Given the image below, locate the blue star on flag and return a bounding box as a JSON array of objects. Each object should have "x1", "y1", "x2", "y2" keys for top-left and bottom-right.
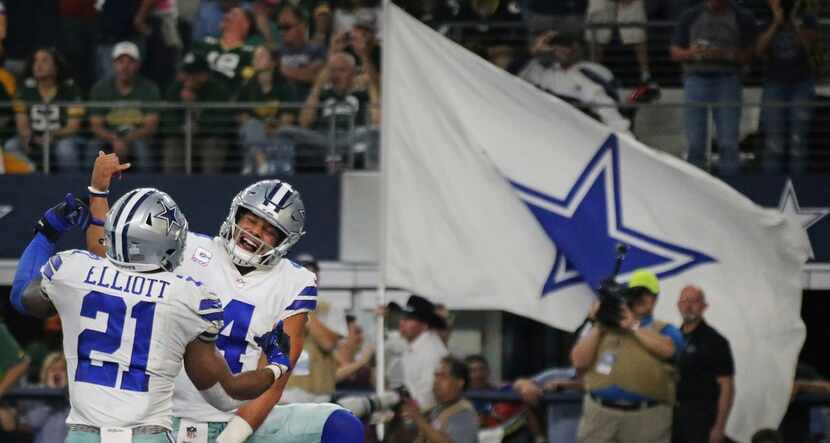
[
  {"x1": 153, "y1": 201, "x2": 182, "y2": 235},
  {"x1": 508, "y1": 135, "x2": 715, "y2": 296}
]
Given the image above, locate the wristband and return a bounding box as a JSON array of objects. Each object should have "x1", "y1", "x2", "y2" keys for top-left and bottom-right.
[
  {"x1": 265, "y1": 364, "x2": 286, "y2": 380},
  {"x1": 88, "y1": 186, "x2": 110, "y2": 197},
  {"x1": 216, "y1": 416, "x2": 254, "y2": 443}
]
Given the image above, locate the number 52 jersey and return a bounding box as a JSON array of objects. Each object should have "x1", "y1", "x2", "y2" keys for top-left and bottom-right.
[{"x1": 39, "y1": 250, "x2": 224, "y2": 430}]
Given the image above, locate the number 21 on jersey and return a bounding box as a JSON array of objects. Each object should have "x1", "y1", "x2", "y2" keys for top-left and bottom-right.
[{"x1": 75, "y1": 291, "x2": 156, "y2": 392}]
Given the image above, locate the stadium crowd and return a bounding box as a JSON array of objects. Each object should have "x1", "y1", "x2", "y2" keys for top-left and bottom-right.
[{"x1": 0, "y1": 0, "x2": 823, "y2": 175}]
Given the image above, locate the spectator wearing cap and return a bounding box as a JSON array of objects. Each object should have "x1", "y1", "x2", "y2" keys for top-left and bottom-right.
[
  {"x1": 89, "y1": 42, "x2": 161, "y2": 172},
  {"x1": 161, "y1": 52, "x2": 232, "y2": 173},
  {"x1": 281, "y1": 254, "x2": 349, "y2": 404},
  {"x1": 571, "y1": 270, "x2": 685, "y2": 443},
  {"x1": 191, "y1": 5, "x2": 256, "y2": 97},
  {"x1": 387, "y1": 295, "x2": 450, "y2": 412},
  {"x1": 673, "y1": 285, "x2": 734, "y2": 443},
  {"x1": 401, "y1": 356, "x2": 480, "y2": 443},
  {"x1": 5, "y1": 47, "x2": 85, "y2": 173},
  {"x1": 277, "y1": 4, "x2": 326, "y2": 99},
  {"x1": 519, "y1": 31, "x2": 631, "y2": 134}
]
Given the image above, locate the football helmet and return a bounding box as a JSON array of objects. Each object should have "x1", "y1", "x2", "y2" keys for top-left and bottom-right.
[
  {"x1": 220, "y1": 180, "x2": 306, "y2": 269},
  {"x1": 105, "y1": 188, "x2": 189, "y2": 272}
]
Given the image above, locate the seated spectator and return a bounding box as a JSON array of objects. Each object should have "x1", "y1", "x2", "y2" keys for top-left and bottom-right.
[
  {"x1": 5, "y1": 48, "x2": 85, "y2": 173},
  {"x1": 519, "y1": 31, "x2": 631, "y2": 133},
  {"x1": 513, "y1": 367, "x2": 584, "y2": 443},
  {"x1": 401, "y1": 356, "x2": 479, "y2": 443},
  {"x1": 238, "y1": 45, "x2": 304, "y2": 175},
  {"x1": 162, "y1": 53, "x2": 232, "y2": 173},
  {"x1": 89, "y1": 42, "x2": 161, "y2": 172},
  {"x1": 192, "y1": 5, "x2": 256, "y2": 97},
  {"x1": 585, "y1": 0, "x2": 654, "y2": 86},
  {"x1": 670, "y1": 0, "x2": 756, "y2": 175},
  {"x1": 756, "y1": 0, "x2": 820, "y2": 175},
  {"x1": 284, "y1": 49, "x2": 379, "y2": 172},
  {"x1": 277, "y1": 4, "x2": 326, "y2": 98},
  {"x1": 463, "y1": 354, "x2": 505, "y2": 429},
  {"x1": 335, "y1": 315, "x2": 375, "y2": 390}
]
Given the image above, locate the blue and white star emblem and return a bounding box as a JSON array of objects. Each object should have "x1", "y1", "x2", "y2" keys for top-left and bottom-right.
[
  {"x1": 775, "y1": 179, "x2": 829, "y2": 259},
  {"x1": 508, "y1": 135, "x2": 715, "y2": 296},
  {"x1": 153, "y1": 201, "x2": 182, "y2": 235}
]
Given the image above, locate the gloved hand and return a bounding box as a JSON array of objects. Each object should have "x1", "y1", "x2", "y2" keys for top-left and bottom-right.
[
  {"x1": 35, "y1": 194, "x2": 91, "y2": 243},
  {"x1": 255, "y1": 321, "x2": 291, "y2": 374}
]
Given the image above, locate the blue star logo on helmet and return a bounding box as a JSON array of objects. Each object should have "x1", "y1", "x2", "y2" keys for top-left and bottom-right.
[{"x1": 153, "y1": 201, "x2": 182, "y2": 236}]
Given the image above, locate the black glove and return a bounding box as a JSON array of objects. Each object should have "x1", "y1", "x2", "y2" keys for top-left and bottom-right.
[{"x1": 34, "y1": 194, "x2": 91, "y2": 243}]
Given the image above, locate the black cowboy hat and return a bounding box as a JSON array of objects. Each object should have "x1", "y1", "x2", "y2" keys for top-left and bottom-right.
[{"x1": 388, "y1": 295, "x2": 447, "y2": 330}]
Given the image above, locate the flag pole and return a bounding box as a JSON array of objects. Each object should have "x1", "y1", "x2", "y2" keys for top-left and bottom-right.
[{"x1": 376, "y1": 0, "x2": 392, "y2": 439}]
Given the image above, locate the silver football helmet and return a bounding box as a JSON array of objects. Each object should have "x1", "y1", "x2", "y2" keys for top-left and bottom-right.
[
  {"x1": 220, "y1": 180, "x2": 306, "y2": 269},
  {"x1": 105, "y1": 188, "x2": 189, "y2": 272}
]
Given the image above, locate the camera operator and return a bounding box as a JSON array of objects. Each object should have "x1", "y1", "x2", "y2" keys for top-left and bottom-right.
[
  {"x1": 570, "y1": 269, "x2": 685, "y2": 443},
  {"x1": 401, "y1": 356, "x2": 479, "y2": 443}
]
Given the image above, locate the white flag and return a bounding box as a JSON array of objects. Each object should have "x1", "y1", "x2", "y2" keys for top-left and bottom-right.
[{"x1": 381, "y1": 4, "x2": 809, "y2": 441}]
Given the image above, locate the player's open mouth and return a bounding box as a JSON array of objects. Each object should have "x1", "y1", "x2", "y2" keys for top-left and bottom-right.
[{"x1": 238, "y1": 234, "x2": 260, "y2": 253}]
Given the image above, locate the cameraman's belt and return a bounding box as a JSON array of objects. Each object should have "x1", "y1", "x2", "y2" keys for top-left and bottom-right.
[
  {"x1": 590, "y1": 394, "x2": 658, "y2": 411},
  {"x1": 68, "y1": 424, "x2": 169, "y2": 435}
]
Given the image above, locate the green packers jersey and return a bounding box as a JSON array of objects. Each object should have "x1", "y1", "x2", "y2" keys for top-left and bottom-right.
[
  {"x1": 193, "y1": 36, "x2": 256, "y2": 95},
  {"x1": 13, "y1": 78, "x2": 84, "y2": 135}
]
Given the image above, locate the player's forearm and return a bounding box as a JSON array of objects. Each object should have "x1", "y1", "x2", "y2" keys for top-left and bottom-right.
[
  {"x1": 219, "y1": 368, "x2": 277, "y2": 401},
  {"x1": 87, "y1": 196, "x2": 109, "y2": 257},
  {"x1": 235, "y1": 374, "x2": 290, "y2": 430}
]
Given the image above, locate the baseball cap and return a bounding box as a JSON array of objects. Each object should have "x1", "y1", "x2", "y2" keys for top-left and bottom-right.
[
  {"x1": 112, "y1": 41, "x2": 140, "y2": 61},
  {"x1": 628, "y1": 269, "x2": 660, "y2": 295}
]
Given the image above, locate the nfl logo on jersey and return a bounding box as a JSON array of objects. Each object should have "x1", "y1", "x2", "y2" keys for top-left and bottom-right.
[
  {"x1": 192, "y1": 247, "x2": 213, "y2": 266},
  {"x1": 186, "y1": 426, "x2": 198, "y2": 439}
]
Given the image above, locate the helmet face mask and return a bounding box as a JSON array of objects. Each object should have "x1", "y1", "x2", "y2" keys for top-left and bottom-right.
[
  {"x1": 104, "y1": 188, "x2": 189, "y2": 273},
  {"x1": 220, "y1": 180, "x2": 306, "y2": 270}
]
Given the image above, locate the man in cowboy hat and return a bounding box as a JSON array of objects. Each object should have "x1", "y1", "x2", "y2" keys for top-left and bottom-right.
[{"x1": 389, "y1": 295, "x2": 450, "y2": 412}]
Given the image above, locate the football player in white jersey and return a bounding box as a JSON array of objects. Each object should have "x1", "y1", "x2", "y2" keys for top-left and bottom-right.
[
  {"x1": 82, "y1": 153, "x2": 363, "y2": 443},
  {"x1": 10, "y1": 189, "x2": 292, "y2": 443}
]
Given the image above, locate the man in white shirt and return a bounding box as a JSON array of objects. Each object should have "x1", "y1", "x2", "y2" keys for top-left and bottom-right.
[
  {"x1": 389, "y1": 295, "x2": 450, "y2": 411},
  {"x1": 519, "y1": 31, "x2": 632, "y2": 134}
]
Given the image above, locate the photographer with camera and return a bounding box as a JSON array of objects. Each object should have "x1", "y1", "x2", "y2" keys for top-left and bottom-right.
[
  {"x1": 401, "y1": 356, "x2": 479, "y2": 443},
  {"x1": 571, "y1": 270, "x2": 685, "y2": 443}
]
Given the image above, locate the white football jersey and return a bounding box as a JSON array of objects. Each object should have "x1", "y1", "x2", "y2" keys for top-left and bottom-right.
[
  {"x1": 39, "y1": 249, "x2": 224, "y2": 430},
  {"x1": 172, "y1": 234, "x2": 317, "y2": 422}
]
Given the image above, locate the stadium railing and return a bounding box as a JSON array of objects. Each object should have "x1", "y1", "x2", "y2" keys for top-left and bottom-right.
[{"x1": 3, "y1": 98, "x2": 830, "y2": 175}]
